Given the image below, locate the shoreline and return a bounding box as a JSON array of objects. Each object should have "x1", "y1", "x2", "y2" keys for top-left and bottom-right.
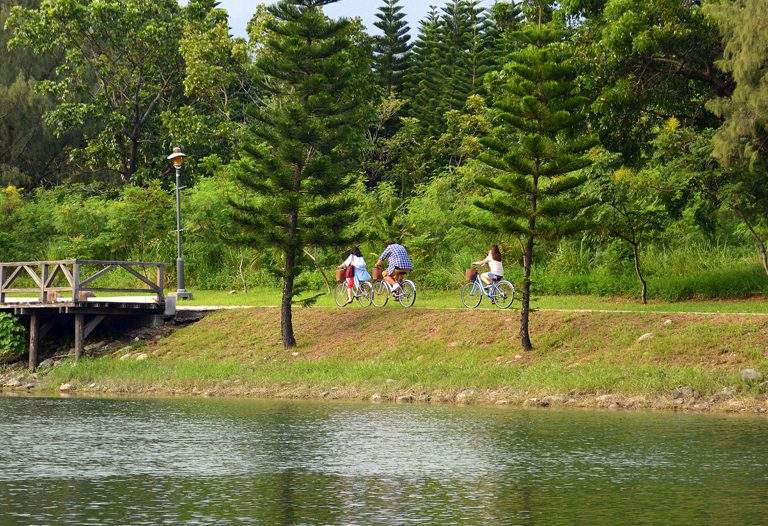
[
  {"x1": 1, "y1": 382, "x2": 767, "y2": 416},
  {"x1": 1, "y1": 307, "x2": 767, "y2": 415}
]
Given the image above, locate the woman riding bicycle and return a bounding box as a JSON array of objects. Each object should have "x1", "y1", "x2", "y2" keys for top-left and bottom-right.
[
  {"x1": 339, "y1": 247, "x2": 370, "y2": 305},
  {"x1": 473, "y1": 244, "x2": 504, "y2": 285}
]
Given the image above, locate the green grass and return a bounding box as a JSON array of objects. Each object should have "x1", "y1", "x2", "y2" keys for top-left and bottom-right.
[
  {"x1": 35, "y1": 308, "x2": 768, "y2": 404},
  {"x1": 180, "y1": 287, "x2": 768, "y2": 314}
]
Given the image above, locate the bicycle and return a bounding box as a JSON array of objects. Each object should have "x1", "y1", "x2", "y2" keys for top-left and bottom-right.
[
  {"x1": 334, "y1": 279, "x2": 374, "y2": 308},
  {"x1": 460, "y1": 268, "x2": 515, "y2": 309},
  {"x1": 372, "y1": 268, "x2": 417, "y2": 308}
]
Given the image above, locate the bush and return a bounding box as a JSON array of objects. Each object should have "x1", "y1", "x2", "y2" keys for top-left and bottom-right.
[{"x1": 0, "y1": 314, "x2": 26, "y2": 363}]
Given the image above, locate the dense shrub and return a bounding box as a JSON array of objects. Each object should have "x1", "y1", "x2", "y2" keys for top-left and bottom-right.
[
  {"x1": 2, "y1": 177, "x2": 767, "y2": 301},
  {"x1": 0, "y1": 313, "x2": 26, "y2": 363}
]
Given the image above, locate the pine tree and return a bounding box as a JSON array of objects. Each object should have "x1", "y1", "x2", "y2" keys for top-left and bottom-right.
[
  {"x1": 471, "y1": 25, "x2": 595, "y2": 352},
  {"x1": 486, "y1": 1, "x2": 525, "y2": 69},
  {"x1": 436, "y1": 1, "x2": 493, "y2": 114},
  {"x1": 373, "y1": 0, "x2": 411, "y2": 96},
  {"x1": 406, "y1": 6, "x2": 444, "y2": 132},
  {"x1": 228, "y1": 0, "x2": 369, "y2": 348},
  {"x1": 461, "y1": 1, "x2": 495, "y2": 99}
]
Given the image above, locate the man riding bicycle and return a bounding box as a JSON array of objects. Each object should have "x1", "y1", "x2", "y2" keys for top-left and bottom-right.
[{"x1": 375, "y1": 241, "x2": 413, "y2": 296}]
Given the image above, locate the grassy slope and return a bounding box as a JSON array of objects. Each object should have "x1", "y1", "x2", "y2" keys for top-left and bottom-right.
[
  {"x1": 42, "y1": 307, "x2": 768, "y2": 407},
  {"x1": 184, "y1": 288, "x2": 768, "y2": 314}
]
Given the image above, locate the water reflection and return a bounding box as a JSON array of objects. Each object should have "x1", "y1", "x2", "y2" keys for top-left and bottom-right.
[{"x1": 0, "y1": 397, "x2": 766, "y2": 525}]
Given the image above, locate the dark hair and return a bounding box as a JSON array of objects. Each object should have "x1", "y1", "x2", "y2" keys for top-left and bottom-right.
[
  {"x1": 490, "y1": 244, "x2": 502, "y2": 262},
  {"x1": 384, "y1": 240, "x2": 395, "y2": 247},
  {"x1": 350, "y1": 246, "x2": 362, "y2": 257}
]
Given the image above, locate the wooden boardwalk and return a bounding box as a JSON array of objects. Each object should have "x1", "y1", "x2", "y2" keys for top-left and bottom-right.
[{"x1": 0, "y1": 260, "x2": 168, "y2": 370}]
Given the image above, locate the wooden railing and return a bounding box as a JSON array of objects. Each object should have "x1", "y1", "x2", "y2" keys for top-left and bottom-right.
[{"x1": 0, "y1": 260, "x2": 165, "y2": 304}]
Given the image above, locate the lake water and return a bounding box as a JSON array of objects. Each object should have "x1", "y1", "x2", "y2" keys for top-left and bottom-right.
[{"x1": 0, "y1": 396, "x2": 766, "y2": 525}]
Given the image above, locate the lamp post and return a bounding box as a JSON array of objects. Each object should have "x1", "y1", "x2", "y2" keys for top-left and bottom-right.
[{"x1": 167, "y1": 147, "x2": 192, "y2": 300}]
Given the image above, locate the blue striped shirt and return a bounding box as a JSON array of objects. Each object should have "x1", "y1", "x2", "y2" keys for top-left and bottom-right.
[{"x1": 379, "y1": 244, "x2": 413, "y2": 274}]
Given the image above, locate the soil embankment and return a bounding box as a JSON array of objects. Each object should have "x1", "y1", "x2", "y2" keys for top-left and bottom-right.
[{"x1": 2, "y1": 307, "x2": 768, "y2": 413}]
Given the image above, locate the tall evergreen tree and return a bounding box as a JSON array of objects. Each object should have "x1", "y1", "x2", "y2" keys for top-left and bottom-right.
[
  {"x1": 373, "y1": 0, "x2": 411, "y2": 96},
  {"x1": 437, "y1": 0, "x2": 474, "y2": 115},
  {"x1": 471, "y1": 25, "x2": 595, "y2": 352},
  {"x1": 486, "y1": 1, "x2": 525, "y2": 69},
  {"x1": 228, "y1": 0, "x2": 370, "y2": 348},
  {"x1": 406, "y1": 6, "x2": 444, "y2": 132}
]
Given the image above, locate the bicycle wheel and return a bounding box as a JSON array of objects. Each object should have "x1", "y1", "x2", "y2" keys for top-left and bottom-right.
[
  {"x1": 333, "y1": 282, "x2": 350, "y2": 307},
  {"x1": 372, "y1": 280, "x2": 390, "y2": 307},
  {"x1": 460, "y1": 281, "x2": 482, "y2": 308},
  {"x1": 494, "y1": 280, "x2": 516, "y2": 309},
  {"x1": 356, "y1": 281, "x2": 374, "y2": 307},
  {"x1": 397, "y1": 280, "x2": 417, "y2": 308}
]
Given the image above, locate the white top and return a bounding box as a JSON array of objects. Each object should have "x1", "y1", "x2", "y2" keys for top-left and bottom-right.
[
  {"x1": 477, "y1": 253, "x2": 504, "y2": 276},
  {"x1": 342, "y1": 254, "x2": 366, "y2": 268}
]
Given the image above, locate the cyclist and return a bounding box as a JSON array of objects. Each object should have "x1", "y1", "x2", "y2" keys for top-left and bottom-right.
[
  {"x1": 473, "y1": 244, "x2": 504, "y2": 285},
  {"x1": 339, "y1": 246, "x2": 369, "y2": 305},
  {"x1": 375, "y1": 241, "x2": 413, "y2": 296}
]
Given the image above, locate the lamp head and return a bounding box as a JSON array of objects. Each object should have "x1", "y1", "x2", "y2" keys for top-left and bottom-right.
[{"x1": 167, "y1": 147, "x2": 187, "y2": 168}]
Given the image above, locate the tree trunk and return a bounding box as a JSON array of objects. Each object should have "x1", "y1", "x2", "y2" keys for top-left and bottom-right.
[
  {"x1": 631, "y1": 242, "x2": 648, "y2": 305},
  {"x1": 281, "y1": 211, "x2": 299, "y2": 349},
  {"x1": 732, "y1": 206, "x2": 768, "y2": 277},
  {"x1": 520, "y1": 234, "x2": 534, "y2": 353},
  {"x1": 758, "y1": 240, "x2": 768, "y2": 277},
  {"x1": 128, "y1": 134, "x2": 139, "y2": 182}
]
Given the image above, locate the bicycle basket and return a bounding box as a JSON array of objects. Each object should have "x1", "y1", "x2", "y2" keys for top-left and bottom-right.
[{"x1": 465, "y1": 268, "x2": 478, "y2": 282}]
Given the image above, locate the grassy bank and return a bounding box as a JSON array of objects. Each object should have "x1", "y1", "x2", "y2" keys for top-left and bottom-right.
[{"x1": 28, "y1": 307, "x2": 768, "y2": 413}]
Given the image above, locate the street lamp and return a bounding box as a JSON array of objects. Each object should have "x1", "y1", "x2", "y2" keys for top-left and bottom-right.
[{"x1": 167, "y1": 147, "x2": 192, "y2": 300}]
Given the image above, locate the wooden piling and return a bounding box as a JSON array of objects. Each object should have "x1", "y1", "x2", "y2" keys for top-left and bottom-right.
[
  {"x1": 74, "y1": 313, "x2": 84, "y2": 360},
  {"x1": 28, "y1": 313, "x2": 39, "y2": 371}
]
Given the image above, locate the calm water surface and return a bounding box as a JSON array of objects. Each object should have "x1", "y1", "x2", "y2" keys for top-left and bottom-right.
[{"x1": 0, "y1": 396, "x2": 766, "y2": 525}]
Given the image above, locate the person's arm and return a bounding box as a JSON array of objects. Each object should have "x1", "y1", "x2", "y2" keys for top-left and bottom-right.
[
  {"x1": 473, "y1": 255, "x2": 490, "y2": 267},
  {"x1": 340, "y1": 255, "x2": 352, "y2": 268},
  {"x1": 377, "y1": 247, "x2": 391, "y2": 267}
]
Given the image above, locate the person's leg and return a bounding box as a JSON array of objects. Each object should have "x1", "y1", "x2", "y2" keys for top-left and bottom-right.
[
  {"x1": 390, "y1": 272, "x2": 402, "y2": 292},
  {"x1": 480, "y1": 272, "x2": 491, "y2": 285},
  {"x1": 384, "y1": 271, "x2": 399, "y2": 291},
  {"x1": 346, "y1": 277, "x2": 354, "y2": 303}
]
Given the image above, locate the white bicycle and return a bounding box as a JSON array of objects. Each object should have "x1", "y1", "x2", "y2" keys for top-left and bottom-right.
[{"x1": 372, "y1": 270, "x2": 417, "y2": 308}]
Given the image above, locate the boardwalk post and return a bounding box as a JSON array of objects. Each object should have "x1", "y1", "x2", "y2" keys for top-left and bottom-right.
[
  {"x1": 41, "y1": 263, "x2": 49, "y2": 303},
  {"x1": 29, "y1": 313, "x2": 39, "y2": 371},
  {"x1": 72, "y1": 261, "x2": 81, "y2": 302},
  {"x1": 74, "y1": 314, "x2": 84, "y2": 360},
  {"x1": 0, "y1": 265, "x2": 5, "y2": 304}
]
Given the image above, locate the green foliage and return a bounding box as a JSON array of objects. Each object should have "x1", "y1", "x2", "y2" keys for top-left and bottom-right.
[
  {"x1": 0, "y1": 313, "x2": 25, "y2": 363},
  {"x1": 2, "y1": 0, "x2": 768, "y2": 313},
  {"x1": 579, "y1": 0, "x2": 726, "y2": 164},
  {"x1": 227, "y1": 0, "x2": 372, "y2": 347},
  {"x1": 473, "y1": 23, "x2": 596, "y2": 350},
  {"x1": 373, "y1": 0, "x2": 411, "y2": 96},
  {"x1": 6, "y1": 0, "x2": 185, "y2": 184},
  {"x1": 705, "y1": 0, "x2": 768, "y2": 172},
  {"x1": 0, "y1": 0, "x2": 78, "y2": 187},
  {"x1": 406, "y1": 6, "x2": 444, "y2": 133}
]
